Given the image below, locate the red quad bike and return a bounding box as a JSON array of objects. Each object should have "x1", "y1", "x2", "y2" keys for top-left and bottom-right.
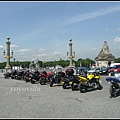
[{"x1": 39, "y1": 71, "x2": 53, "y2": 85}]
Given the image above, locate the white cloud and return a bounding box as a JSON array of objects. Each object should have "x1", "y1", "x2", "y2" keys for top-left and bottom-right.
[
  {"x1": 17, "y1": 49, "x2": 31, "y2": 52},
  {"x1": 37, "y1": 53, "x2": 48, "y2": 57},
  {"x1": 38, "y1": 48, "x2": 45, "y2": 53},
  {"x1": 11, "y1": 45, "x2": 18, "y2": 48},
  {"x1": 64, "y1": 5, "x2": 120, "y2": 25},
  {"x1": 0, "y1": 45, "x2": 4, "y2": 49},
  {"x1": 114, "y1": 37, "x2": 120, "y2": 42},
  {"x1": 91, "y1": 47, "x2": 97, "y2": 50},
  {"x1": 53, "y1": 51, "x2": 60, "y2": 55}
]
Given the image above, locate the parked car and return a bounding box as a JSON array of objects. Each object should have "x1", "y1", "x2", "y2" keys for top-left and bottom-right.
[
  {"x1": 108, "y1": 64, "x2": 120, "y2": 75},
  {"x1": 75, "y1": 67, "x2": 89, "y2": 75},
  {"x1": 87, "y1": 67, "x2": 101, "y2": 74},
  {"x1": 99, "y1": 67, "x2": 112, "y2": 75}
]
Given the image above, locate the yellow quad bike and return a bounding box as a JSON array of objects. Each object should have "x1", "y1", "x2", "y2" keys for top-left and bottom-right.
[{"x1": 78, "y1": 72, "x2": 103, "y2": 93}]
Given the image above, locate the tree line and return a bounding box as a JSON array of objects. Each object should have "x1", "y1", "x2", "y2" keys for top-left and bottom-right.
[
  {"x1": 0, "y1": 58, "x2": 95, "y2": 69},
  {"x1": 0, "y1": 57, "x2": 120, "y2": 69}
]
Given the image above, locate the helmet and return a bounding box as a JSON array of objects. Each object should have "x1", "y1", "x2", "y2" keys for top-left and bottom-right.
[{"x1": 65, "y1": 69, "x2": 74, "y2": 75}]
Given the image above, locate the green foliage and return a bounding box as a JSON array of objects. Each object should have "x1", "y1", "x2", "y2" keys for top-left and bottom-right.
[
  {"x1": 0, "y1": 62, "x2": 6, "y2": 69},
  {"x1": 115, "y1": 58, "x2": 120, "y2": 63},
  {"x1": 2, "y1": 57, "x2": 120, "y2": 69}
]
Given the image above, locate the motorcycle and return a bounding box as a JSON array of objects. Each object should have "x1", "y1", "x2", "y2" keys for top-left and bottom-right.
[
  {"x1": 50, "y1": 71, "x2": 65, "y2": 87},
  {"x1": 61, "y1": 68, "x2": 76, "y2": 89},
  {"x1": 24, "y1": 70, "x2": 32, "y2": 82},
  {"x1": 11, "y1": 70, "x2": 18, "y2": 79},
  {"x1": 15, "y1": 70, "x2": 24, "y2": 80},
  {"x1": 29, "y1": 70, "x2": 40, "y2": 84},
  {"x1": 4, "y1": 71, "x2": 11, "y2": 79},
  {"x1": 39, "y1": 71, "x2": 53, "y2": 85},
  {"x1": 69, "y1": 69, "x2": 88, "y2": 91},
  {"x1": 106, "y1": 73, "x2": 120, "y2": 98},
  {"x1": 78, "y1": 72, "x2": 103, "y2": 93}
]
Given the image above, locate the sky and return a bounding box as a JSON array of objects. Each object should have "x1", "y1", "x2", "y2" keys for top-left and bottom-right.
[{"x1": 0, "y1": 1, "x2": 120, "y2": 63}]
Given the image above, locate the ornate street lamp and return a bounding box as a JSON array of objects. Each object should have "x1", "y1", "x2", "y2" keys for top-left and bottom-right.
[
  {"x1": 3, "y1": 37, "x2": 14, "y2": 71},
  {"x1": 67, "y1": 39, "x2": 75, "y2": 67},
  {"x1": 13, "y1": 58, "x2": 15, "y2": 70}
]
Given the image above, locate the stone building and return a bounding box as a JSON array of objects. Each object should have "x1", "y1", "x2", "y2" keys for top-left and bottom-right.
[{"x1": 94, "y1": 41, "x2": 116, "y2": 68}]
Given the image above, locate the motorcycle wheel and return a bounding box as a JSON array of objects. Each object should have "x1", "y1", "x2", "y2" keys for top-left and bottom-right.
[
  {"x1": 11, "y1": 76, "x2": 14, "y2": 79},
  {"x1": 25, "y1": 78, "x2": 29, "y2": 82},
  {"x1": 50, "y1": 81, "x2": 53, "y2": 87},
  {"x1": 39, "y1": 78, "x2": 45, "y2": 85},
  {"x1": 31, "y1": 79, "x2": 35, "y2": 84},
  {"x1": 62, "y1": 84, "x2": 66, "y2": 89},
  {"x1": 109, "y1": 85, "x2": 116, "y2": 98},
  {"x1": 79, "y1": 83, "x2": 87, "y2": 93},
  {"x1": 4, "y1": 75, "x2": 8, "y2": 79},
  {"x1": 71, "y1": 84, "x2": 75, "y2": 91},
  {"x1": 97, "y1": 81, "x2": 103, "y2": 90},
  {"x1": 17, "y1": 76, "x2": 21, "y2": 80}
]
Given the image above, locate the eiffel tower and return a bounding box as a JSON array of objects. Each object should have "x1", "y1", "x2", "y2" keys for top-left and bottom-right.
[{"x1": 94, "y1": 41, "x2": 115, "y2": 67}]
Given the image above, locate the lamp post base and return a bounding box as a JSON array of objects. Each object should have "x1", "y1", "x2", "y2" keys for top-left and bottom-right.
[{"x1": 5, "y1": 66, "x2": 11, "y2": 72}]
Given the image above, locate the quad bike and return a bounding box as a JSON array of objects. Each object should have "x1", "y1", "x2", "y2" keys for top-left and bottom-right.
[{"x1": 78, "y1": 72, "x2": 103, "y2": 93}]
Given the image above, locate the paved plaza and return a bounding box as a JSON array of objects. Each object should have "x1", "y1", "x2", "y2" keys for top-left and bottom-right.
[{"x1": 0, "y1": 75, "x2": 120, "y2": 118}]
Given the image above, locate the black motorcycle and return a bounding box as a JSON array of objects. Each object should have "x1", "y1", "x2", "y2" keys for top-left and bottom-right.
[
  {"x1": 15, "y1": 70, "x2": 24, "y2": 80},
  {"x1": 24, "y1": 70, "x2": 32, "y2": 82},
  {"x1": 50, "y1": 71, "x2": 65, "y2": 87},
  {"x1": 61, "y1": 68, "x2": 75, "y2": 89},
  {"x1": 11, "y1": 70, "x2": 18, "y2": 79},
  {"x1": 4, "y1": 71, "x2": 11, "y2": 79},
  {"x1": 29, "y1": 70, "x2": 40, "y2": 84},
  {"x1": 106, "y1": 74, "x2": 120, "y2": 98},
  {"x1": 69, "y1": 70, "x2": 87, "y2": 91}
]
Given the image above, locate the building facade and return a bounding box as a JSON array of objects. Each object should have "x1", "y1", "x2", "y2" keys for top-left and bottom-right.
[{"x1": 94, "y1": 41, "x2": 115, "y2": 68}]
